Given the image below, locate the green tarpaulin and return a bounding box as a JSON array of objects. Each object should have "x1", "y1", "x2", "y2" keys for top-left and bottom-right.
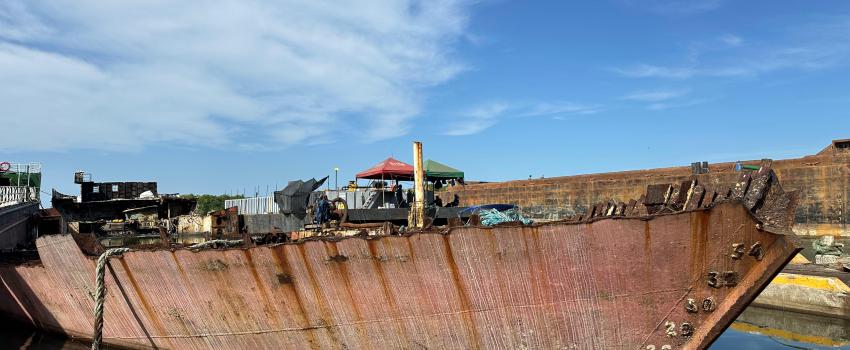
[
  {"x1": 0, "y1": 172, "x2": 41, "y2": 188},
  {"x1": 424, "y1": 159, "x2": 464, "y2": 180}
]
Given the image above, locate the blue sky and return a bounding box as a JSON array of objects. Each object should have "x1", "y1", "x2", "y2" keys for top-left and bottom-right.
[{"x1": 1, "y1": 0, "x2": 848, "y2": 197}]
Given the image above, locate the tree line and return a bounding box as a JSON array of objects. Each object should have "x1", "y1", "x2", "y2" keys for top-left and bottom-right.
[{"x1": 180, "y1": 194, "x2": 245, "y2": 214}]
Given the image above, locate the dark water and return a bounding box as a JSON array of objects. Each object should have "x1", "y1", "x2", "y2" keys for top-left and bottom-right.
[
  {"x1": 712, "y1": 306, "x2": 850, "y2": 349},
  {"x1": 3, "y1": 306, "x2": 849, "y2": 349},
  {"x1": 714, "y1": 329, "x2": 849, "y2": 350}
]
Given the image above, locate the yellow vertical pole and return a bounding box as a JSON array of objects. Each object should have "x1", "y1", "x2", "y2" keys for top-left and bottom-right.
[{"x1": 411, "y1": 141, "x2": 425, "y2": 228}]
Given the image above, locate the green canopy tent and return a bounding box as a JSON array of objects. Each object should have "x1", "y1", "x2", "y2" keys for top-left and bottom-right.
[{"x1": 424, "y1": 159, "x2": 464, "y2": 181}]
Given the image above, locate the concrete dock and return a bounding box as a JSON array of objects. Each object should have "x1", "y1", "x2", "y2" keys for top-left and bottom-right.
[{"x1": 754, "y1": 261, "x2": 850, "y2": 320}]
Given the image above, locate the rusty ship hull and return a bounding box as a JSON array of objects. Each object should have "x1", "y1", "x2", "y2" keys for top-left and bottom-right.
[{"x1": 0, "y1": 169, "x2": 800, "y2": 349}]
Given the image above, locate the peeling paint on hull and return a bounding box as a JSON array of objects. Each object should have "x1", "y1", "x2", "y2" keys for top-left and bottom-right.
[{"x1": 0, "y1": 201, "x2": 799, "y2": 350}]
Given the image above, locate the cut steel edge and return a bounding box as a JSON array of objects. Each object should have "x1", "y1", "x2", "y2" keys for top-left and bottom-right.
[{"x1": 690, "y1": 226, "x2": 802, "y2": 350}]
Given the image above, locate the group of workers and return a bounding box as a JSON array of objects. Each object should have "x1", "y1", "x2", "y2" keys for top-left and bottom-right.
[
  {"x1": 431, "y1": 194, "x2": 460, "y2": 207},
  {"x1": 313, "y1": 184, "x2": 462, "y2": 226},
  {"x1": 392, "y1": 184, "x2": 460, "y2": 208}
]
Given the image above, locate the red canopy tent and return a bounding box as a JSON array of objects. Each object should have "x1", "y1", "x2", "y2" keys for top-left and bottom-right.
[{"x1": 355, "y1": 157, "x2": 414, "y2": 181}]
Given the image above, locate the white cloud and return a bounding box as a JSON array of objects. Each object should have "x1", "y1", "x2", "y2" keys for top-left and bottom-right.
[
  {"x1": 647, "y1": 98, "x2": 712, "y2": 110},
  {"x1": 622, "y1": 89, "x2": 690, "y2": 102},
  {"x1": 720, "y1": 34, "x2": 744, "y2": 47},
  {"x1": 517, "y1": 102, "x2": 601, "y2": 117},
  {"x1": 613, "y1": 64, "x2": 697, "y2": 79},
  {"x1": 621, "y1": 88, "x2": 706, "y2": 110},
  {"x1": 614, "y1": 17, "x2": 850, "y2": 80},
  {"x1": 614, "y1": 64, "x2": 752, "y2": 79},
  {"x1": 0, "y1": 0, "x2": 471, "y2": 151},
  {"x1": 443, "y1": 102, "x2": 509, "y2": 136},
  {"x1": 444, "y1": 101, "x2": 599, "y2": 136},
  {"x1": 624, "y1": 0, "x2": 724, "y2": 15}
]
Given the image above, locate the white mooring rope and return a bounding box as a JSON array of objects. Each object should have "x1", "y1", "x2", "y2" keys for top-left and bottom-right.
[
  {"x1": 91, "y1": 247, "x2": 131, "y2": 350},
  {"x1": 90, "y1": 240, "x2": 242, "y2": 349}
]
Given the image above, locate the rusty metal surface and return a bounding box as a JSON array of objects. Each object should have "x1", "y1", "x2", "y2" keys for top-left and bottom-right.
[
  {"x1": 210, "y1": 207, "x2": 241, "y2": 239},
  {"x1": 0, "y1": 206, "x2": 796, "y2": 349},
  {"x1": 0, "y1": 169, "x2": 800, "y2": 349}
]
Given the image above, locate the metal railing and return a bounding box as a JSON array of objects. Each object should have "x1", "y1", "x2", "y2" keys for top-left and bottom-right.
[
  {"x1": 1, "y1": 162, "x2": 42, "y2": 189},
  {"x1": 0, "y1": 186, "x2": 39, "y2": 206},
  {"x1": 224, "y1": 196, "x2": 280, "y2": 215}
]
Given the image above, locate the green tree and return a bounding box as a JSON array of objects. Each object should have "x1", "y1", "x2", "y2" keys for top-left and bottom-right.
[{"x1": 181, "y1": 194, "x2": 245, "y2": 214}]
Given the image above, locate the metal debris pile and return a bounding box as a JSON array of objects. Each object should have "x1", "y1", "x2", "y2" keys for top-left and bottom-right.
[{"x1": 563, "y1": 160, "x2": 796, "y2": 230}]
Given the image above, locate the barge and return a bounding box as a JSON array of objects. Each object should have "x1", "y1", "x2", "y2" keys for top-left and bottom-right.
[{"x1": 0, "y1": 158, "x2": 801, "y2": 349}]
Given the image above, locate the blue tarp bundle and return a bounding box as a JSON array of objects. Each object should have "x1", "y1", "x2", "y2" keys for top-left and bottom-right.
[{"x1": 478, "y1": 208, "x2": 533, "y2": 226}]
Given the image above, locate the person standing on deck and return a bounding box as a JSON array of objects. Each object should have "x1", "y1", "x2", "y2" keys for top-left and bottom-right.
[
  {"x1": 315, "y1": 194, "x2": 331, "y2": 227},
  {"x1": 394, "y1": 184, "x2": 405, "y2": 208}
]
